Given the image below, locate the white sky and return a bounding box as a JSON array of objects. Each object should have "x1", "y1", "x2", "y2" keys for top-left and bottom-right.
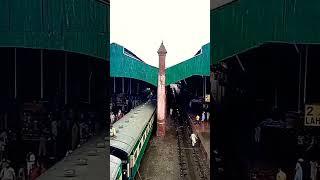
[{"x1": 110, "y1": 0, "x2": 210, "y2": 68}]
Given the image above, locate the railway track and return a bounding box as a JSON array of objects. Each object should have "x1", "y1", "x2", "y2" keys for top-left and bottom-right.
[{"x1": 174, "y1": 107, "x2": 209, "y2": 180}]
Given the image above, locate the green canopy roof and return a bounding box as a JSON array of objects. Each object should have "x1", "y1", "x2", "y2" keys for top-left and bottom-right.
[
  {"x1": 110, "y1": 43, "x2": 158, "y2": 86},
  {"x1": 110, "y1": 43, "x2": 210, "y2": 86},
  {"x1": 0, "y1": 0, "x2": 109, "y2": 60},
  {"x1": 211, "y1": 0, "x2": 320, "y2": 64}
]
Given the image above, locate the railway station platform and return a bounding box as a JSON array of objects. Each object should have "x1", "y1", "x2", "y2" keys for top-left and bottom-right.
[
  {"x1": 38, "y1": 132, "x2": 107, "y2": 180},
  {"x1": 137, "y1": 116, "x2": 180, "y2": 180},
  {"x1": 187, "y1": 113, "x2": 210, "y2": 162}
]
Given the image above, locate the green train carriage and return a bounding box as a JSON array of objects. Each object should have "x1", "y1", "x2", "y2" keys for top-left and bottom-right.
[
  {"x1": 110, "y1": 155, "x2": 122, "y2": 180},
  {"x1": 110, "y1": 101, "x2": 156, "y2": 179}
]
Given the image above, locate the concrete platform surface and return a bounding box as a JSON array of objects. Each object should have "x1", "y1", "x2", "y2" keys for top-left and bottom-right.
[
  {"x1": 137, "y1": 117, "x2": 180, "y2": 180},
  {"x1": 38, "y1": 134, "x2": 107, "y2": 180}
]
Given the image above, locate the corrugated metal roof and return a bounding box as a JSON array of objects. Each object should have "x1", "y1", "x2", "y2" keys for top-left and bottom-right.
[
  {"x1": 211, "y1": 0, "x2": 320, "y2": 64},
  {"x1": 110, "y1": 43, "x2": 210, "y2": 86},
  {"x1": 0, "y1": 0, "x2": 109, "y2": 60}
]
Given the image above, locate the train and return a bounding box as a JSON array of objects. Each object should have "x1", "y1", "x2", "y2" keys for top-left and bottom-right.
[
  {"x1": 110, "y1": 100, "x2": 156, "y2": 180},
  {"x1": 38, "y1": 133, "x2": 107, "y2": 180},
  {"x1": 110, "y1": 155, "x2": 122, "y2": 180}
]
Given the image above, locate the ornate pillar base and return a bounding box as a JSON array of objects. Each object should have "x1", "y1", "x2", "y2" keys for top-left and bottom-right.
[{"x1": 156, "y1": 119, "x2": 166, "y2": 137}]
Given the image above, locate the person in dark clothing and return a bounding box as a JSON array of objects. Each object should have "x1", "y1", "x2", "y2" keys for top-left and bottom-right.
[
  {"x1": 71, "y1": 120, "x2": 80, "y2": 150},
  {"x1": 302, "y1": 159, "x2": 311, "y2": 180}
]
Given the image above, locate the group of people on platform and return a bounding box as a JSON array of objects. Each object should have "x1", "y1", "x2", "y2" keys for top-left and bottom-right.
[
  {"x1": 110, "y1": 94, "x2": 146, "y2": 125},
  {"x1": 194, "y1": 111, "x2": 210, "y2": 124},
  {"x1": 274, "y1": 158, "x2": 319, "y2": 180},
  {"x1": 0, "y1": 103, "x2": 101, "y2": 180}
]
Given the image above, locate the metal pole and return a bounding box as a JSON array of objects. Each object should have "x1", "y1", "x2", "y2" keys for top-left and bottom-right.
[
  {"x1": 40, "y1": 49, "x2": 43, "y2": 99},
  {"x1": 297, "y1": 45, "x2": 302, "y2": 112},
  {"x1": 137, "y1": 83, "x2": 139, "y2": 94},
  {"x1": 303, "y1": 45, "x2": 308, "y2": 105},
  {"x1": 275, "y1": 88, "x2": 278, "y2": 109},
  {"x1": 113, "y1": 77, "x2": 116, "y2": 94},
  {"x1": 65, "y1": 53, "x2": 68, "y2": 105},
  {"x1": 88, "y1": 72, "x2": 92, "y2": 104},
  {"x1": 204, "y1": 76, "x2": 207, "y2": 96},
  {"x1": 203, "y1": 76, "x2": 205, "y2": 98},
  {"x1": 122, "y1": 77, "x2": 124, "y2": 93},
  {"x1": 129, "y1": 79, "x2": 132, "y2": 95},
  {"x1": 14, "y1": 48, "x2": 17, "y2": 99}
]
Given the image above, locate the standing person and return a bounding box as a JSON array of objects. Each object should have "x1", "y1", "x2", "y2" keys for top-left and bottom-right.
[
  {"x1": 26, "y1": 152, "x2": 35, "y2": 177},
  {"x1": 0, "y1": 131, "x2": 8, "y2": 160},
  {"x1": 71, "y1": 121, "x2": 79, "y2": 150},
  {"x1": 294, "y1": 158, "x2": 303, "y2": 180},
  {"x1": 206, "y1": 111, "x2": 210, "y2": 121},
  {"x1": 29, "y1": 163, "x2": 40, "y2": 180},
  {"x1": 276, "y1": 168, "x2": 287, "y2": 180},
  {"x1": 169, "y1": 108, "x2": 173, "y2": 116},
  {"x1": 38, "y1": 131, "x2": 47, "y2": 157},
  {"x1": 195, "y1": 115, "x2": 200, "y2": 125},
  {"x1": 0, "y1": 131, "x2": 8, "y2": 145},
  {"x1": 39, "y1": 162, "x2": 46, "y2": 175},
  {"x1": 0, "y1": 160, "x2": 15, "y2": 180},
  {"x1": 125, "y1": 98, "x2": 129, "y2": 112},
  {"x1": 51, "y1": 118, "x2": 58, "y2": 158},
  {"x1": 117, "y1": 110, "x2": 122, "y2": 120},
  {"x1": 201, "y1": 111, "x2": 206, "y2": 122},
  {"x1": 190, "y1": 133, "x2": 198, "y2": 147},
  {"x1": 110, "y1": 112, "x2": 115, "y2": 124},
  {"x1": 0, "y1": 140, "x2": 5, "y2": 161},
  {"x1": 17, "y1": 164, "x2": 25, "y2": 180},
  {"x1": 310, "y1": 160, "x2": 318, "y2": 180},
  {"x1": 254, "y1": 126, "x2": 261, "y2": 143}
]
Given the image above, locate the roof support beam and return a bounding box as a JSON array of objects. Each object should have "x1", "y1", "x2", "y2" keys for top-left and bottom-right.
[
  {"x1": 303, "y1": 45, "x2": 309, "y2": 105},
  {"x1": 236, "y1": 55, "x2": 245, "y2": 72}
]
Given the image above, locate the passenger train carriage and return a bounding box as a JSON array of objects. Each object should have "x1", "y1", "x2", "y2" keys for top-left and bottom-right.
[
  {"x1": 110, "y1": 155, "x2": 122, "y2": 180},
  {"x1": 110, "y1": 101, "x2": 156, "y2": 180}
]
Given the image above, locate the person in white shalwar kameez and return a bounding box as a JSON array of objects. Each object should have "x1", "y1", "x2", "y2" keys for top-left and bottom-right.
[
  {"x1": 190, "y1": 133, "x2": 198, "y2": 147},
  {"x1": 310, "y1": 160, "x2": 318, "y2": 180},
  {"x1": 294, "y1": 158, "x2": 303, "y2": 180}
]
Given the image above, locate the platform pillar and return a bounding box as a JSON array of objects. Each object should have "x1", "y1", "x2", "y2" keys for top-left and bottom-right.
[{"x1": 157, "y1": 42, "x2": 167, "y2": 137}]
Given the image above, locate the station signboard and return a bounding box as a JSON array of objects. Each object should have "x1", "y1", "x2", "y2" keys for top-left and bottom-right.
[{"x1": 305, "y1": 104, "x2": 320, "y2": 126}]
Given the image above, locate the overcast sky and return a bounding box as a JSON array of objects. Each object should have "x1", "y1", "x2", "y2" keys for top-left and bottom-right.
[{"x1": 110, "y1": 0, "x2": 210, "y2": 68}]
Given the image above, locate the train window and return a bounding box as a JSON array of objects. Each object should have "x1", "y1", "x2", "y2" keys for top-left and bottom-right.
[
  {"x1": 130, "y1": 155, "x2": 134, "y2": 168},
  {"x1": 134, "y1": 151, "x2": 138, "y2": 163}
]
